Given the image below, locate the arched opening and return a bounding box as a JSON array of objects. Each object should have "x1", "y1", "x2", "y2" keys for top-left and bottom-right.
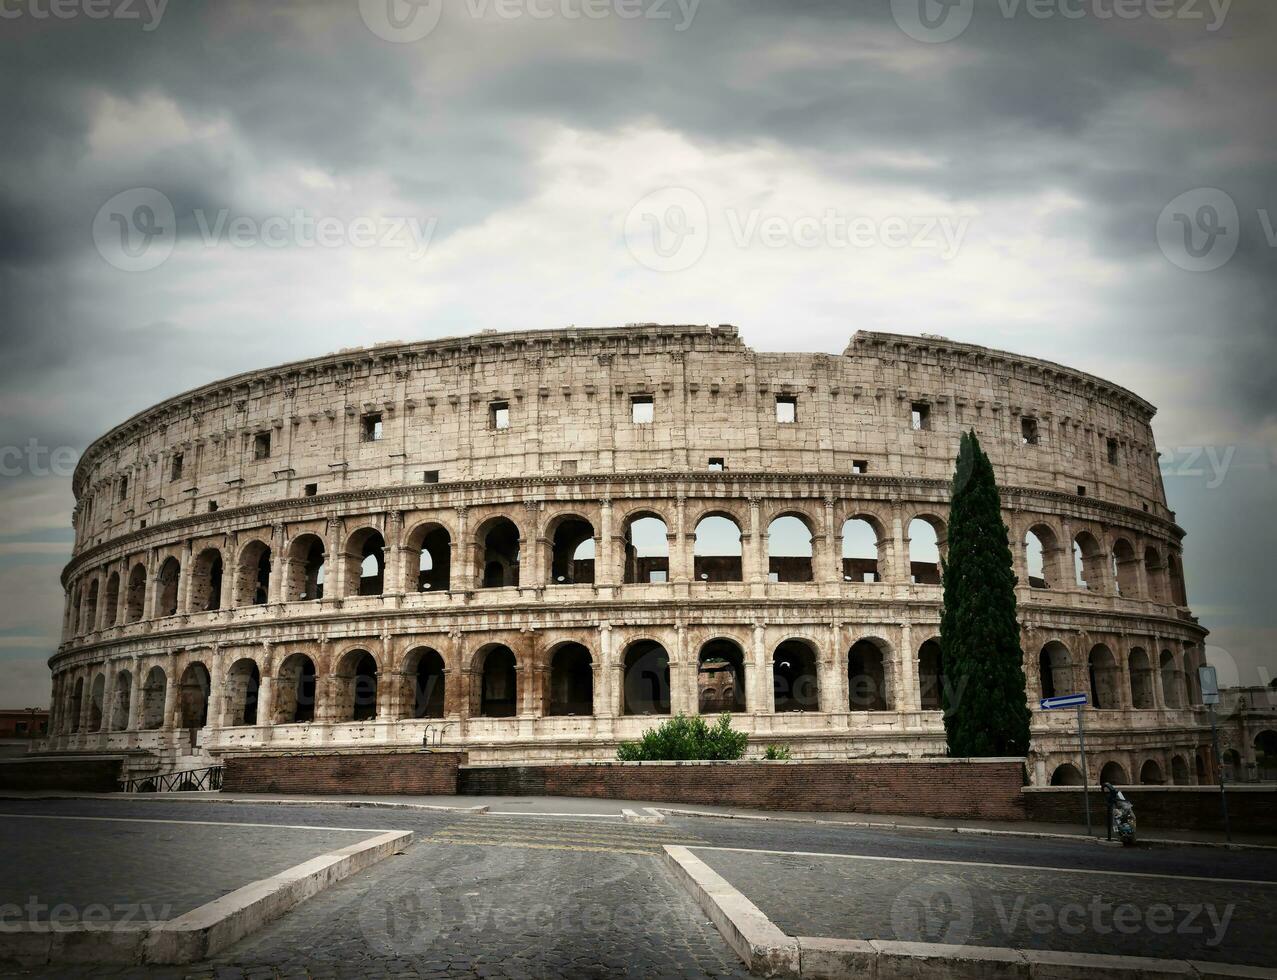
[
  {"x1": 405, "y1": 648, "x2": 445, "y2": 718},
  {"x1": 1195, "y1": 751, "x2": 1209, "y2": 784},
  {"x1": 103, "y1": 572, "x2": 120, "y2": 627},
  {"x1": 841, "y1": 517, "x2": 881, "y2": 582},
  {"x1": 1039, "y1": 641, "x2": 1072, "y2": 702},
  {"x1": 405, "y1": 523, "x2": 451, "y2": 592},
  {"x1": 344, "y1": 528, "x2": 386, "y2": 597},
  {"x1": 1087, "y1": 644, "x2": 1119, "y2": 710},
  {"x1": 848, "y1": 638, "x2": 890, "y2": 711},
  {"x1": 190, "y1": 549, "x2": 223, "y2": 612},
  {"x1": 154, "y1": 557, "x2": 180, "y2": 619},
  {"x1": 1169, "y1": 552, "x2": 1188, "y2": 606},
  {"x1": 548, "y1": 643, "x2": 594, "y2": 716},
  {"x1": 1111, "y1": 539, "x2": 1138, "y2": 597},
  {"x1": 286, "y1": 534, "x2": 326, "y2": 601},
  {"x1": 622, "y1": 640, "x2": 670, "y2": 715},
  {"x1": 178, "y1": 662, "x2": 210, "y2": 729},
  {"x1": 226, "y1": 659, "x2": 261, "y2": 726},
  {"x1": 1099, "y1": 761, "x2": 1129, "y2": 785},
  {"x1": 125, "y1": 563, "x2": 147, "y2": 623},
  {"x1": 335, "y1": 649, "x2": 378, "y2": 722},
  {"x1": 1073, "y1": 532, "x2": 1104, "y2": 591},
  {"x1": 767, "y1": 515, "x2": 812, "y2": 583},
  {"x1": 478, "y1": 518, "x2": 521, "y2": 588},
  {"x1": 908, "y1": 517, "x2": 943, "y2": 585},
  {"x1": 1183, "y1": 647, "x2": 1202, "y2": 705},
  {"x1": 276, "y1": 653, "x2": 317, "y2": 724},
  {"x1": 69, "y1": 586, "x2": 82, "y2": 636},
  {"x1": 772, "y1": 640, "x2": 819, "y2": 712},
  {"x1": 1140, "y1": 759, "x2": 1164, "y2": 785},
  {"x1": 698, "y1": 639, "x2": 746, "y2": 713},
  {"x1": 1050, "y1": 763, "x2": 1085, "y2": 786},
  {"x1": 69, "y1": 677, "x2": 84, "y2": 732},
  {"x1": 1128, "y1": 648, "x2": 1154, "y2": 708},
  {"x1": 549, "y1": 517, "x2": 596, "y2": 585},
  {"x1": 694, "y1": 515, "x2": 742, "y2": 582},
  {"x1": 236, "y1": 540, "x2": 272, "y2": 606},
  {"x1": 1255, "y1": 730, "x2": 1277, "y2": 781},
  {"x1": 1160, "y1": 649, "x2": 1184, "y2": 707},
  {"x1": 89, "y1": 674, "x2": 105, "y2": 731},
  {"x1": 918, "y1": 639, "x2": 945, "y2": 711},
  {"x1": 85, "y1": 580, "x2": 99, "y2": 632},
  {"x1": 1221, "y1": 749, "x2": 1242, "y2": 782},
  {"x1": 1170, "y1": 754, "x2": 1190, "y2": 785},
  {"x1": 476, "y1": 645, "x2": 518, "y2": 717},
  {"x1": 1144, "y1": 546, "x2": 1170, "y2": 604},
  {"x1": 622, "y1": 513, "x2": 669, "y2": 584},
  {"x1": 110, "y1": 669, "x2": 131, "y2": 731},
  {"x1": 1024, "y1": 524, "x2": 1059, "y2": 590},
  {"x1": 140, "y1": 666, "x2": 166, "y2": 729}
]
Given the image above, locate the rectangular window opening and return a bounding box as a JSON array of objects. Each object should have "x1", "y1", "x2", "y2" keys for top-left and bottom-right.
[
  {"x1": 708, "y1": 457, "x2": 725, "y2": 472},
  {"x1": 304, "y1": 483, "x2": 318, "y2": 497},
  {"x1": 362, "y1": 413, "x2": 384, "y2": 442},
  {"x1": 1107, "y1": 438, "x2": 1120, "y2": 465},
  {"x1": 423, "y1": 470, "x2": 440, "y2": 484},
  {"x1": 170, "y1": 454, "x2": 184, "y2": 481},
  {"x1": 852, "y1": 459, "x2": 868, "y2": 475},
  {"x1": 911, "y1": 403, "x2": 931, "y2": 431},
  {"x1": 631, "y1": 395, "x2": 654, "y2": 424},
  {"x1": 208, "y1": 501, "x2": 219, "y2": 513},
  {"x1": 1021, "y1": 418, "x2": 1040, "y2": 445},
  {"x1": 489, "y1": 401, "x2": 510, "y2": 430},
  {"x1": 253, "y1": 432, "x2": 271, "y2": 460},
  {"x1": 1077, "y1": 485, "x2": 1087, "y2": 497},
  {"x1": 118, "y1": 477, "x2": 128, "y2": 501},
  {"x1": 776, "y1": 395, "x2": 797, "y2": 424}
]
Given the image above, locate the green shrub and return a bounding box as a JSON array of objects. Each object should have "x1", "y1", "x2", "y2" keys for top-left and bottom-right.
[
  {"x1": 616, "y1": 713, "x2": 748, "y2": 761},
  {"x1": 762, "y1": 744, "x2": 792, "y2": 761}
]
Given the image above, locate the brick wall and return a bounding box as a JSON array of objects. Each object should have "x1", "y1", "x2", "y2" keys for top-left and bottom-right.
[
  {"x1": 460, "y1": 758, "x2": 1027, "y2": 819},
  {"x1": 222, "y1": 749, "x2": 466, "y2": 795},
  {"x1": 1023, "y1": 786, "x2": 1277, "y2": 834},
  {"x1": 0, "y1": 757, "x2": 122, "y2": 792}
]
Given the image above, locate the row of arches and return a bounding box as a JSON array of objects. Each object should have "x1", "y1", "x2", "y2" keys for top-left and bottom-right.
[
  {"x1": 1037, "y1": 641, "x2": 1205, "y2": 710},
  {"x1": 1024, "y1": 525, "x2": 1186, "y2": 604},
  {"x1": 1050, "y1": 751, "x2": 1213, "y2": 787}
]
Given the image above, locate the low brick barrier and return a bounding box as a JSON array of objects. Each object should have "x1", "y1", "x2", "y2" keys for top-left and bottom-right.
[
  {"x1": 1023, "y1": 785, "x2": 1277, "y2": 834},
  {"x1": 460, "y1": 758, "x2": 1028, "y2": 819},
  {"x1": 222, "y1": 749, "x2": 466, "y2": 795},
  {"x1": 0, "y1": 756, "x2": 123, "y2": 792}
]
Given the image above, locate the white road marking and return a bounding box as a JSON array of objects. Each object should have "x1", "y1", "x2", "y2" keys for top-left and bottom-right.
[{"x1": 0, "y1": 812, "x2": 399, "y2": 834}]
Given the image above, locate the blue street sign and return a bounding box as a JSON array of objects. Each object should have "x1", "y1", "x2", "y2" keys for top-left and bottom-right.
[{"x1": 1040, "y1": 693, "x2": 1088, "y2": 710}]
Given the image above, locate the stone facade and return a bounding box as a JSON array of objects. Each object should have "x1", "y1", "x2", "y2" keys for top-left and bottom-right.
[{"x1": 42, "y1": 325, "x2": 1214, "y2": 785}]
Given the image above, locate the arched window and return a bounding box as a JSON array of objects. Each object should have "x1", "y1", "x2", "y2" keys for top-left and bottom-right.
[
  {"x1": 478, "y1": 518, "x2": 521, "y2": 588},
  {"x1": 1039, "y1": 641, "x2": 1072, "y2": 702},
  {"x1": 1139, "y1": 759, "x2": 1164, "y2": 785},
  {"x1": 1144, "y1": 546, "x2": 1170, "y2": 604},
  {"x1": 1128, "y1": 648, "x2": 1154, "y2": 708},
  {"x1": 476, "y1": 645, "x2": 518, "y2": 717},
  {"x1": 404, "y1": 523, "x2": 451, "y2": 592},
  {"x1": 405, "y1": 647, "x2": 445, "y2": 718},
  {"x1": 190, "y1": 549, "x2": 223, "y2": 612},
  {"x1": 69, "y1": 677, "x2": 84, "y2": 732},
  {"x1": 772, "y1": 640, "x2": 819, "y2": 712},
  {"x1": 1099, "y1": 761, "x2": 1128, "y2": 785},
  {"x1": 103, "y1": 572, "x2": 120, "y2": 627},
  {"x1": 622, "y1": 641, "x2": 670, "y2": 715},
  {"x1": 918, "y1": 639, "x2": 945, "y2": 711},
  {"x1": 698, "y1": 639, "x2": 746, "y2": 712},
  {"x1": 235, "y1": 541, "x2": 272, "y2": 606},
  {"x1": 344, "y1": 528, "x2": 385, "y2": 597},
  {"x1": 178, "y1": 662, "x2": 211, "y2": 729},
  {"x1": 622, "y1": 514, "x2": 669, "y2": 584},
  {"x1": 286, "y1": 534, "x2": 326, "y2": 601},
  {"x1": 767, "y1": 516, "x2": 813, "y2": 583},
  {"x1": 1254, "y1": 730, "x2": 1277, "y2": 781},
  {"x1": 154, "y1": 557, "x2": 180, "y2": 618},
  {"x1": 1169, "y1": 552, "x2": 1188, "y2": 606},
  {"x1": 1024, "y1": 524, "x2": 1059, "y2": 589},
  {"x1": 1050, "y1": 763, "x2": 1085, "y2": 786},
  {"x1": 335, "y1": 650, "x2": 378, "y2": 722},
  {"x1": 547, "y1": 643, "x2": 594, "y2": 716},
  {"x1": 908, "y1": 518, "x2": 943, "y2": 585},
  {"x1": 276, "y1": 654, "x2": 317, "y2": 724},
  {"x1": 1170, "y1": 754, "x2": 1190, "y2": 785},
  {"x1": 1111, "y1": 539, "x2": 1138, "y2": 597},
  {"x1": 110, "y1": 669, "x2": 131, "y2": 731},
  {"x1": 89, "y1": 674, "x2": 105, "y2": 731},
  {"x1": 1073, "y1": 532, "x2": 1104, "y2": 591},
  {"x1": 1159, "y1": 649, "x2": 1184, "y2": 708},
  {"x1": 125, "y1": 563, "x2": 147, "y2": 623},
  {"x1": 694, "y1": 515, "x2": 742, "y2": 583},
  {"x1": 226, "y1": 659, "x2": 261, "y2": 726},
  {"x1": 841, "y1": 518, "x2": 881, "y2": 583},
  {"x1": 848, "y1": 638, "x2": 890, "y2": 711},
  {"x1": 549, "y1": 517, "x2": 596, "y2": 585},
  {"x1": 140, "y1": 666, "x2": 166, "y2": 729},
  {"x1": 1088, "y1": 644, "x2": 1119, "y2": 709},
  {"x1": 85, "y1": 580, "x2": 99, "y2": 632}
]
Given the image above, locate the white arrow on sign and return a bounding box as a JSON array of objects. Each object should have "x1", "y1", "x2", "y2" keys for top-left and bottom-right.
[{"x1": 1040, "y1": 693, "x2": 1088, "y2": 710}]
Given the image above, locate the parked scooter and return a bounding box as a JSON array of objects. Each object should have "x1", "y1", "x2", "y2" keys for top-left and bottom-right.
[{"x1": 1103, "y1": 782, "x2": 1137, "y2": 846}]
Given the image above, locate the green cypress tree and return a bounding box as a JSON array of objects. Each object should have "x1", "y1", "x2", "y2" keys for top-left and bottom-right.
[{"x1": 940, "y1": 431, "x2": 1032, "y2": 757}]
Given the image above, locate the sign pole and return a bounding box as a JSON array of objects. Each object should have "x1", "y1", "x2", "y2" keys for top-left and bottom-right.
[
  {"x1": 1208, "y1": 703, "x2": 1231, "y2": 843},
  {"x1": 1077, "y1": 702, "x2": 1092, "y2": 837}
]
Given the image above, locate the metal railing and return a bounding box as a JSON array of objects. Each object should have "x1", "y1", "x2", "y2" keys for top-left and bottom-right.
[{"x1": 120, "y1": 765, "x2": 223, "y2": 794}]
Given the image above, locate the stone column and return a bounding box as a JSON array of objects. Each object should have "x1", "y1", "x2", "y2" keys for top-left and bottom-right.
[
  {"x1": 523, "y1": 503, "x2": 545, "y2": 590},
  {"x1": 101, "y1": 667, "x2": 117, "y2": 733},
  {"x1": 126, "y1": 660, "x2": 143, "y2": 730},
  {"x1": 819, "y1": 497, "x2": 838, "y2": 584},
  {"x1": 752, "y1": 623, "x2": 772, "y2": 715},
  {"x1": 744, "y1": 497, "x2": 763, "y2": 585},
  {"x1": 596, "y1": 623, "x2": 614, "y2": 717},
  {"x1": 1150, "y1": 633, "x2": 1166, "y2": 708},
  {"x1": 674, "y1": 624, "x2": 697, "y2": 715},
  {"x1": 671, "y1": 495, "x2": 691, "y2": 586},
  {"x1": 454, "y1": 507, "x2": 475, "y2": 593},
  {"x1": 324, "y1": 519, "x2": 346, "y2": 600},
  {"x1": 383, "y1": 511, "x2": 405, "y2": 596},
  {"x1": 900, "y1": 622, "x2": 919, "y2": 711},
  {"x1": 219, "y1": 539, "x2": 236, "y2": 609},
  {"x1": 596, "y1": 498, "x2": 615, "y2": 587},
  {"x1": 140, "y1": 549, "x2": 157, "y2": 621},
  {"x1": 115, "y1": 561, "x2": 130, "y2": 626},
  {"x1": 892, "y1": 507, "x2": 908, "y2": 584},
  {"x1": 175, "y1": 539, "x2": 193, "y2": 614},
  {"x1": 162, "y1": 653, "x2": 179, "y2": 728},
  {"x1": 267, "y1": 523, "x2": 286, "y2": 604},
  {"x1": 206, "y1": 647, "x2": 227, "y2": 729}
]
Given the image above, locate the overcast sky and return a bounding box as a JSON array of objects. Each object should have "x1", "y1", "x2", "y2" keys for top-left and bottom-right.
[{"x1": 1, "y1": 0, "x2": 1274, "y2": 708}]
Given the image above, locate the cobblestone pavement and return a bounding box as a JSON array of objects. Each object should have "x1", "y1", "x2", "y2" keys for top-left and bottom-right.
[
  {"x1": 697, "y1": 846, "x2": 1277, "y2": 966},
  {"x1": 2, "y1": 798, "x2": 1276, "y2": 979}
]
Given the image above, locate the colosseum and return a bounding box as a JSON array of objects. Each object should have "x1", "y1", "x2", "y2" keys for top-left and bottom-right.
[{"x1": 42, "y1": 324, "x2": 1217, "y2": 788}]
